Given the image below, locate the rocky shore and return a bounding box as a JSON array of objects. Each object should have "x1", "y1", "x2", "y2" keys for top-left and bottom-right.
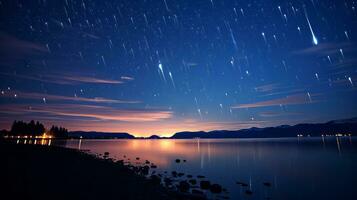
[{"x1": 0, "y1": 140, "x2": 209, "y2": 200}]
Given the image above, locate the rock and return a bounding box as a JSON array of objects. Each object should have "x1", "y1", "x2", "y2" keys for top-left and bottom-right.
[
  {"x1": 178, "y1": 172, "x2": 184, "y2": 177},
  {"x1": 171, "y1": 171, "x2": 178, "y2": 177},
  {"x1": 150, "y1": 164, "x2": 157, "y2": 168},
  {"x1": 164, "y1": 177, "x2": 172, "y2": 186},
  {"x1": 210, "y1": 184, "x2": 222, "y2": 193},
  {"x1": 197, "y1": 175, "x2": 205, "y2": 179},
  {"x1": 141, "y1": 166, "x2": 149, "y2": 175},
  {"x1": 200, "y1": 180, "x2": 211, "y2": 190},
  {"x1": 189, "y1": 179, "x2": 197, "y2": 185},
  {"x1": 245, "y1": 190, "x2": 253, "y2": 195},
  {"x1": 263, "y1": 182, "x2": 272, "y2": 187},
  {"x1": 136, "y1": 157, "x2": 140, "y2": 160},
  {"x1": 187, "y1": 175, "x2": 193, "y2": 178},
  {"x1": 103, "y1": 152, "x2": 110, "y2": 159},
  {"x1": 178, "y1": 181, "x2": 190, "y2": 192},
  {"x1": 116, "y1": 160, "x2": 124, "y2": 165},
  {"x1": 175, "y1": 159, "x2": 181, "y2": 163},
  {"x1": 145, "y1": 160, "x2": 150, "y2": 164}
]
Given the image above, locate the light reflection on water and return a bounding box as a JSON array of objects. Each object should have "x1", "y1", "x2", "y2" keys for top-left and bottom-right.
[
  {"x1": 61, "y1": 137, "x2": 357, "y2": 200},
  {"x1": 17, "y1": 139, "x2": 52, "y2": 146}
]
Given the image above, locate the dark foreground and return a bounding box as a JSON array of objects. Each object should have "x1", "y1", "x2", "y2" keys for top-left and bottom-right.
[{"x1": 0, "y1": 141, "x2": 200, "y2": 200}]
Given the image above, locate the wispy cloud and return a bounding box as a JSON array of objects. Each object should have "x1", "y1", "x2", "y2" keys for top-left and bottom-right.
[
  {"x1": 329, "y1": 58, "x2": 357, "y2": 69},
  {"x1": 174, "y1": 119, "x2": 268, "y2": 131},
  {"x1": 0, "y1": 32, "x2": 48, "y2": 60},
  {"x1": 120, "y1": 76, "x2": 135, "y2": 81},
  {"x1": 258, "y1": 111, "x2": 302, "y2": 118},
  {"x1": 0, "y1": 72, "x2": 124, "y2": 85},
  {"x1": 0, "y1": 104, "x2": 173, "y2": 122},
  {"x1": 292, "y1": 42, "x2": 354, "y2": 56},
  {"x1": 49, "y1": 74, "x2": 124, "y2": 84},
  {"x1": 0, "y1": 90, "x2": 140, "y2": 104},
  {"x1": 231, "y1": 93, "x2": 319, "y2": 109},
  {"x1": 254, "y1": 83, "x2": 281, "y2": 93},
  {"x1": 254, "y1": 82, "x2": 308, "y2": 98}
]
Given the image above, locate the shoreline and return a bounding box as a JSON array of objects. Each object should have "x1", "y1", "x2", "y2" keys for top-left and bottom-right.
[{"x1": 0, "y1": 140, "x2": 207, "y2": 200}]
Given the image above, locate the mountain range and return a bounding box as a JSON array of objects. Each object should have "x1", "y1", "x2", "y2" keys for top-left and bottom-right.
[{"x1": 68, "y1": 118, "x2": 357, "y2": 139}]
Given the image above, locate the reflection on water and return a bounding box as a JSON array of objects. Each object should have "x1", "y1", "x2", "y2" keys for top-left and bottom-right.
[
  {"x1": 16, "y1": 138, "x2": 68, "y2": 147},
  {"x1": 62, "y1": 137, "x2": 357, "y2": 200},
  {"x1": 17, "y1": 139, "x2": 52, "y2": 146}
]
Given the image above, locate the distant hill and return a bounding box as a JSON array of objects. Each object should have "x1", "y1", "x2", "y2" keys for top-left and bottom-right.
[
  {"x1": 147, "y1": 135, "x2": 161, "y2": 139},
  {"x1": 65, "y1": 118, "x2": 357, "y2": 139},
  {"x1": 170, "y1": 118, "x2": 357, "y2": 139},
  {"x1": 69, "y1": 131, "x2": 134, "y2": 139}
]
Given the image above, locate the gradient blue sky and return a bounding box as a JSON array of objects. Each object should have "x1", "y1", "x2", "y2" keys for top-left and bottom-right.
[{"x1": 0, "y1": 0, "x2": 356, "y2": 136}]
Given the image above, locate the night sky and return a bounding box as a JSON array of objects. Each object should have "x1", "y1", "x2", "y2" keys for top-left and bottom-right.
[{"x1": 0, "y1": 0, "x2": 357, "y2": 136}]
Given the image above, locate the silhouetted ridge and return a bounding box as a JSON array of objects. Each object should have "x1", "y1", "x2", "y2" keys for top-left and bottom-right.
[
  {"x1": 147, "y1": 135, "x2": 161, "y2": 139},
  {"x1": 170, "y1": 118, "x2": 357, "y2": 139}
]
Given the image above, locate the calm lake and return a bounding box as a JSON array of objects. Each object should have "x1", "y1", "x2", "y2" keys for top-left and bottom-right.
[{"x1": 63, "y1": 137, "x2": 357, "y2": 200}]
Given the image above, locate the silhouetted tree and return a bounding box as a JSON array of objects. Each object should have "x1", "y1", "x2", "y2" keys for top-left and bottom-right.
[
  {"x1": 8, "y1": 120, "x2": 69, "y2": 138},
  {"x1": 10, "y1": 120, "x2": 45, "y2": 136},
  {"x1": 50, "y1": 126, "x2": 69, "y2": 138}
]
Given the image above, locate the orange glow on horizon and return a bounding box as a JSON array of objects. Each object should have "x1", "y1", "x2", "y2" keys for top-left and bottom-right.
[
  {"x1": 1, "y1": 117, "x2": 285, "y2": 137},
  {"x1": 60, "y1": 119, "x2": 269, "y2": 137}
]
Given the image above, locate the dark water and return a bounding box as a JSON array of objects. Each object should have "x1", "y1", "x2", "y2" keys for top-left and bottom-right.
[{"x1": 63, "y1": 137, "x2": 357, "y2": 200}]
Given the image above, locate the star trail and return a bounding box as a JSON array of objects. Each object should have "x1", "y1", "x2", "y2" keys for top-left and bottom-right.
[{"x1": 0, "y1": 0, "x2": 356, "y2": 136}]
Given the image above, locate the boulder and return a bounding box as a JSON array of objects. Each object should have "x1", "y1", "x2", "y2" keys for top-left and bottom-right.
[
  {"x1": 178, "y1": 181, "x2": 190, "y2": 192},
  {"x1": 141, "y1": 166, "x2": 149, "y2": 175},
  {"x1": 189, "y1": 179, "x2": 197, "y2": 185},
  {"x1": 164, "y1": 177, "x2": 172, "y2": 186},
  {"x1": 200, "y1": 181, "x2": 211, "y2": 190}
]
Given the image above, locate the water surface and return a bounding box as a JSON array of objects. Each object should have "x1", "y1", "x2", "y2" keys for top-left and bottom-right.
[{"x1": 64, "y1": 137, "x2": 357, "y2": 200}]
